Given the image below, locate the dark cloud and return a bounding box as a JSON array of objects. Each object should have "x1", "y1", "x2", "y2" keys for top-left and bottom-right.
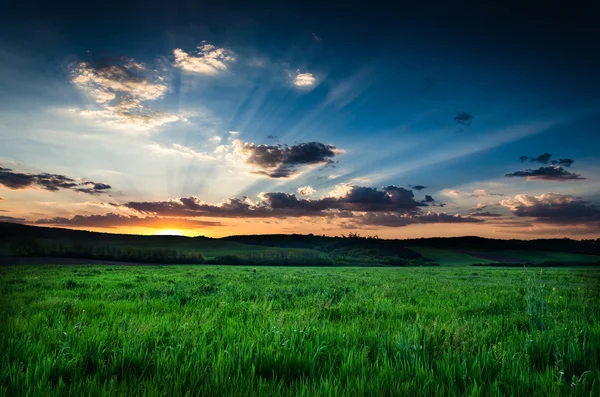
[
  {"x1": 251, "y1": 169, "x2": 295, "y2": 178},
  {"x1": 266, "y1": 135, "x2": 278, "y2": 140},
  {"x1": 114, "y1": 184, "x2": 482, "y2": 228},
  {"x1": 241, "y1": 141, "x2": 338, "y2": 178},
  {"x1": 469, "y1": 212, "x2": 503, "y2": 217},
  {"x1": 123, "y1": 185, "x2": 434, "y2": 219},
  {"x1": 505, "y1": 166, "x2": 584, "y2": 181},
  {"x1": 0, "y1": 166, "x2": 112, "y2": 194},
  {"x1": 34, "y1": 213, "x2": 222, "y2": 229},
  {"x1": 409, "y1": 185, "x2": 427, "y2": 190},
  {"x1": 454, "y1": 112, "x2": 473, "y2": 126},
  {"x1": 501, "y1": 193, "x2": 600, "y2": 224},
  {"x1": 521, "y1": 153, "x2": 574, "y2": 167},
  {"x1": 551, "y1": 158, "x2": 575, "y2": 167},
  {"x1": 530, "y1": 153, "x2": 552, "y2": 164},
  {"x1": 0, "y1": 215, "x2": 26, "y2": 223},
  {"x1": 360, "y1": 212, "x2": 483, "y2": 227}
]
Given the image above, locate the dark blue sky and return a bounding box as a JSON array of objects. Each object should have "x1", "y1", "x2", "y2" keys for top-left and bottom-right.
[{"x1": 1, "y1": 0, "x2": 599, "y2": 237}]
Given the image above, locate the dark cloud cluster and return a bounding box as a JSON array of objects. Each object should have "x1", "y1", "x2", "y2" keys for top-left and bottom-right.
[
  {"x1": 529, "y1": 153, "x2": 553, "y2": 164},
  {"x1": 501, "y1": 193, "x2": 600, "y2": 224},
  {"x1": 35, "y1": 213, "x2": 222, "y2": 229},
  {"x1": 0, "y1": 215, "x2": 26, "y2": 223},
  {"x1": 505, "y1": 166, "x2": 584, "y2": 181},
  {"x1": 124, "y1": 185, "x2": 428, "y2": 218},
  {"x1": 519, "y1": 153, "x2": 575, "y2": 167},
  {"x1": 0, "y1": 166, "x2": 112, "y2": 195},
  {"x1": 114, "y1": 184, "x2": 479, "y2": 228},
  {"x1": 409, "y1": 185, "x2": 427, "y2": 190},
  {"x1": 507, "y1": 153, "x2": 582, "y2": 181},
  {"x1": 554, "y1": 158, "x2": 574, "y2": 167},
  {"x1": 242, "y1": 141, "x2": 338, "y2": 178}
]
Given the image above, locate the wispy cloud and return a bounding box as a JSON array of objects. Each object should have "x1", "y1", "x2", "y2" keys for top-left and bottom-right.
[{"x1": 146, "y1": 143, "x2": 214, "y2": 161}]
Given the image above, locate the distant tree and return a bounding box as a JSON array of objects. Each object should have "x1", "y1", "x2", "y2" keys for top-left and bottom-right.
[{"x1": 10, "y1": 239, "x2": 43, "y2": 256}]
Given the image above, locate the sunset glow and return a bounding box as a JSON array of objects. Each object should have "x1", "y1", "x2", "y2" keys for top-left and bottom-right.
[{"x1": 154, "y1": 229, "x2": 185, "y2": 236}]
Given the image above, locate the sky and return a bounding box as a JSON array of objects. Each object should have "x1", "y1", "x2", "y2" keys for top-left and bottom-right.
[{"x1": 0, "y1": 0, "x2": 599, "y2": 239}]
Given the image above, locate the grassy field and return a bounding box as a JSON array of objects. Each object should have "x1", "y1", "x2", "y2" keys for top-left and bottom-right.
[
  {"x1": 410, "y1": 247, "x2": 600, "y2": 266},
  {"x1": 408, "y1": 247, "x2": 498, "y2": 266},
  {"x1": 482, "y1": 251, "x2": 600, "y2": 264},
  {"x1": 1, "y1": 265, "x2": 599, "y2": 396}
]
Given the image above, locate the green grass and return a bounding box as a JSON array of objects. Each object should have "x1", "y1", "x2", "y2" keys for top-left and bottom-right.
[
  {"x1": 482, "y1": 250, "x2": 600, "y2": 264},
  {"x1": 1, "y1": 265, "x2": 599, "y2": 396},
  {"x1": 408, "y1": 247, "x2": 498, "y2": 266}
]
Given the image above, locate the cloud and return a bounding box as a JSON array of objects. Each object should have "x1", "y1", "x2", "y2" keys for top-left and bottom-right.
[
  {"x1": 529, "y1": 152, "x2": 553, "y2": 164},
  {"x1": 422, "y1": 195, "x2": 435, "y2": 203},
  {"x1": 468, "y1": 189, "x2": 505, "y2": 198},
  {"x1": 109, "y1": 184, "x2": 483, "y2": 228},
  {"x1": 122, "y1": 184, "x2": 431, "y2": 219},
  {"x1": 0, "y1": 215, "x2": 26, "y2": 223},
  {"x1": 209, "y1": 136, "x2": 222, "y2": 143},
  {"x1": 236, "y1": 141, "x2": 339, "y2": 178},
  {"x1": 469, "y1": 211, "x2": 503, "y2": 217},
  {"x1": 311, "y1": 33, "x2": 322, "y2": 41},
  {"x1": 520, "y1": 153, "x2": 575, "y2": 167},
  {"x1": 71, "y1": 58, "x2": 179, "y2": 129},
  {"x1": 441, "y1": 189, "x2": 461, "y2": 198},
  {"x1": 505, "y1": 166, "x2": 584, "y2": 181},
  {"x1": 409, "y1": 185, "x2": 427, "y2": 191},
  {"x1": 293, "y1": 71, "x2": 316, "y2": 88},
  {"x1": 297, "y1": 186, "x2": 316, "y2": 196},
  {"x1": 0, "y1": 166, "x2": 112, "y2": 195},
  {"x1": 552, "y1": 158, "x2": 574, "y2": 167},
  {"x1": 146, "y1": 143, "x2": 214, "y2": 161},
  {"x1": 74, "y1": 182, "x2": 113, "y2": 195},
  {"x1": 173, "y1": 43, "x2": 235, "y2": 74},
  {"x1": 360, "y1": 211, "x2": 483, "y2": 227},
  {"x1": 454, "y1": 112, "x2": 474, "y2": 126},
  {"x1": 34, "y1": 213, "x2": 222, "y2": 229},
  {"x1": 72, "y1": 60, "x2": 166, "y2": 103},
  {"x1": 501, "y1": 193, "x2": 600, "y2": 224}
]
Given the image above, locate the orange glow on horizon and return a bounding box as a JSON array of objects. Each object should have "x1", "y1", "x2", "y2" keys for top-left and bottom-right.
[{"x1": 153, "y1": 229, "x2": 185, "y2": 236}]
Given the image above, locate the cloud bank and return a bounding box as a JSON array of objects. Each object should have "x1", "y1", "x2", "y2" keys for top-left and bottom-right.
[{"x1": 0, "y1": 166, "x2": 112, "y2": 195}]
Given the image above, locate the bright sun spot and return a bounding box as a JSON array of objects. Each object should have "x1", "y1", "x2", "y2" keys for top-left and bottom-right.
[{"x1": 154, "y1": 229, "x2": 184, "y2": 236}]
